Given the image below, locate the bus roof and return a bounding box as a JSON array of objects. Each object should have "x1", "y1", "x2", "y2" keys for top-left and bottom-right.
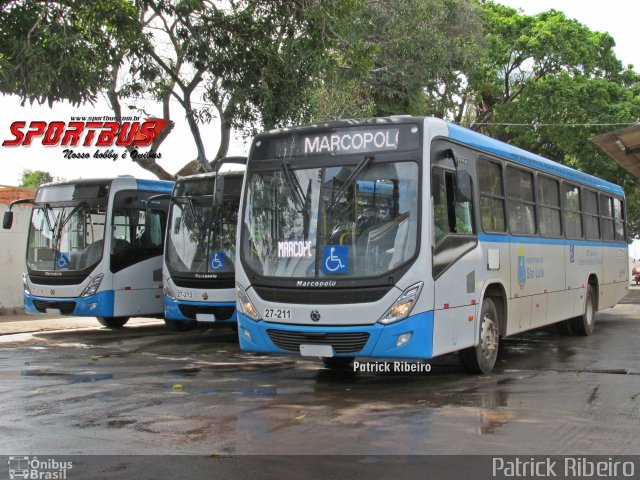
[
  {"x1": 253, "y1": 116, "x2": 624, "y2": 197},
  {"x1": 37, "y1": 177, "x2": 174, "y2": 194},
  {"x1": 446, "y1": 121, "x2": 624, "y2": 197}
]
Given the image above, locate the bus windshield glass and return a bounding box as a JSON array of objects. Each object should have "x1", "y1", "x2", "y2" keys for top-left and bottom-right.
[
  {"x1": 241, "y1": 160, "x2": 419, "y2": 279},
  {"x1": 27, "y1": 183, "x2": 109, "y2": 272},
  {"x1": 166, "y1": 176, "x2": 241, "y2": 276}
]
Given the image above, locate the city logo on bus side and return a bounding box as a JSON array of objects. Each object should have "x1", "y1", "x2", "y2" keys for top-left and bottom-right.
[{"x1": 517, "y1": 247, "x2": 526, "y2": 289}]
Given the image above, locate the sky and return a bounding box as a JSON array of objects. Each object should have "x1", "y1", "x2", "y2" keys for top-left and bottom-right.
[{"x1": 1, "y1": 0, "x2": 638, "y2": 186}]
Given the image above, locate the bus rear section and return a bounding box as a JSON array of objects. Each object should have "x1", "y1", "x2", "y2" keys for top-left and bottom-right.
[
  {"x1": 236, "y1": 117, "x2": 628, "y2": 373},
  {"x1": 8, "y1": 177, "x2": 173, "y2": 329},
  {"x1": 162, "y1": 169, "x2": 244, "y2": 331}
]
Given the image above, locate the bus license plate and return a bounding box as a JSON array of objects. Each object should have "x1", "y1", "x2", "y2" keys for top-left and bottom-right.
[
  {"x1": 195, "y1": 313, "x2": 216, "y2": 322},
  {"x1": 263, "y1": 308, "x2": 291, "y2": 320},
  {"x1": 300, "y1": 344, "x2": 334, "y2": 357}
]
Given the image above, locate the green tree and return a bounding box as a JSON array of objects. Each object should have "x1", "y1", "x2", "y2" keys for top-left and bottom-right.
[
  {"x1": 0, "y1": 0, "x2": 139, "y2": 106},
  {"x1": 1, "y1": 0, "x2": 353, "y2": 179},
  {"x1": 19, "y1": 169, "x2": 52, "y2": 188},
  {"x1": 109, "y1": 0, "x2": 356, "y2": 177},
  {"x1": 467, "y1": 2, "x2": 640, "y2": 237},
  {"x1": 312, "y1": 0, "x2": 484, "y2": 120}
]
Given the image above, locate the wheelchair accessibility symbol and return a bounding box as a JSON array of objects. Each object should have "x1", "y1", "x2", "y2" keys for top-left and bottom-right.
[
  {"x1": 322, "y1": 245, "x2": 348, "y2": 274},
  {"x1": 55, "y1": 252, "x2": 70, "y2": 269},
  {"x1": 209, "y1": 252, "x2": 225, "y2": 271}
]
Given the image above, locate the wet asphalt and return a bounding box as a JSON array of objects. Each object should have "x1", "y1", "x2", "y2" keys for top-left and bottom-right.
[{"x1": 0, "y1": 290, "x2": 639, "y2": 464}]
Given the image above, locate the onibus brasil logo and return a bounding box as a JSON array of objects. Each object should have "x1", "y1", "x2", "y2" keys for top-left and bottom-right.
[
  {"x1": 2, "y1": 117, "x2": 170, "y2": 161},
  {"x1": 7, "y1": 456, "x2": 72, "y2": 479}
]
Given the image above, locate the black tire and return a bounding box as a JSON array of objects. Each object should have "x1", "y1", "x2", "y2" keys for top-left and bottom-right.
[
  {"x1": 164, "y1": 319, "x2": 198, "y2": 332},
  {"x1": 570, "y1": 285, "x2": 596, "y2": 336},
  {"x1": 322, "y1": 357, "x2": 355, "y2": 370},
  {"x1": 556, "y1": 319, "x2": 574, "y2": 335},
  {"x1": 229, "y1": 322, "x2": 238, "y2": 333},
  {"x1": 96, "y1": 316, "x2": 129, "y2": 329},
  {"x1": 461, "y1": 298, "x2": 500, "y2": 374}
]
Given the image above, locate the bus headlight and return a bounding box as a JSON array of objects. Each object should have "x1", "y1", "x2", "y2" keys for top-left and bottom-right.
[
  {"x1": 163, "y1": 283, "x2": 176, "y2": 301},
  {"x1": 80, "y1": 274, "x2": 104, "y2": 298},
  {"x1": 22, "y1": 274, "x2": 30, "y2": 295},
  {"x1": 378, "y1": 282, "x2": 423, "y2": 325},
  {"x1": 236, "y1": 283, "x2": 261, "y2": 321}
]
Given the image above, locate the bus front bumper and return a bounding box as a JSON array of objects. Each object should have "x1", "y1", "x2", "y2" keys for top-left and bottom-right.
[
  {"x1": 163, "y1": 297, "x2": 237, "y2": 324},
  {"x1": 24, "y1": 291, "x2": 115, "y2": 317},
  {"x1": 237, "y1": 310, "x2": 434, "y2": 359}
]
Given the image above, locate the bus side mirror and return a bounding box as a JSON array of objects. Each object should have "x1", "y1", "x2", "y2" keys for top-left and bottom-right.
[
  {"x1": 3, "y1": 211, "x2": 13, "y2": 229},
  {"x1": 456, "y1": 170, "x2": 472, "y2": 203}
]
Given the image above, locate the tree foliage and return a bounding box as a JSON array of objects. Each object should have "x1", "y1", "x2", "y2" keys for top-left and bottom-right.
[
  {"x1": 0, "y1": 0, "x2": 139, "y2": 106},
  {"x1": 19, "y1": 169, "x2": 52, "y2": 189},
  {"x1": 312, "y1": 0, "x2": 484, "y2": 120},
  {"x1": 2, "y1": 0, "x2": 640, "y2": 235}
]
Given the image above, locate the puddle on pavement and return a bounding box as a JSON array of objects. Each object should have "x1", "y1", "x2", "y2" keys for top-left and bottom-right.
[{"x1": 21, "y1": 368, "x2": 113, "y2": 383}]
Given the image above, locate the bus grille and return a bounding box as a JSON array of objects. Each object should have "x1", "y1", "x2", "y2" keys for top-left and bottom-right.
[
  {"x1": 33, "y1": 300, "x2": 76, "y2": 315},
  {"x1": 178, "y1": 305, "x2": 235, "y2": 320},
  {"x1": 253, "y1": 286, "x2": 391, "y2": 304},
  {"x1": 266, "y1": 329, "x2": 370, "y2": 354},
  {"x1": 172, "y1": 277, "x2": 235, "y2": 289}
]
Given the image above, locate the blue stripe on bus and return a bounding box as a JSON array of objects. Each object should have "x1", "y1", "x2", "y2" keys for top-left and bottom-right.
[
  {"x1": 135, "y1": 179, "x2": 174, "y2": 193},
  {"x1": 478, "y1": 233, "x2": 627, "y2": 248},
  {"x1": 24, "y1": 290, "x2": 115, "y2": 317},
  {"x1": 238, "y1": 310, "x2": 434, "y2": 359},
  {"x1": 446, "y1": 123, "x2": 624, "y2": 197},
  {"x1": 164, "y1": 297, "x2": 237, "y2": 323}
]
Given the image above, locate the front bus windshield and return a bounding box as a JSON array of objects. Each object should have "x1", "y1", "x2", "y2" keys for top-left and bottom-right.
[
  {"x1": 166, "y1": 176, "x2": 241, "y2": 277},
  {"x1": 242, "y1": 160, "x2": 419, "y2": 279},
  {"x1": 27, "y1": 183, "x2": 109, "y2": 273}
]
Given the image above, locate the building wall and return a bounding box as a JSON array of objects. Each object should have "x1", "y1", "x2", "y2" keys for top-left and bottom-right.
[{"x1": 0, "y1": 204, "x2": 30, "y2": 314}]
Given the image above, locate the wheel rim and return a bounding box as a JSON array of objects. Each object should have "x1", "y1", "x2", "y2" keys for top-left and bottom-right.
[
  {"x1": 480, "y1": 314, "x2": 498, "y2": 359},
  {"x1": 585, "y1": 295, "x2": 594, "y2": 327}
]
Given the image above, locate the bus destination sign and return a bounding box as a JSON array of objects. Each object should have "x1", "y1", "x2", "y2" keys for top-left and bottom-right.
[{"x1": 253, "y1": 124, "x2": 420, "y2": 160}]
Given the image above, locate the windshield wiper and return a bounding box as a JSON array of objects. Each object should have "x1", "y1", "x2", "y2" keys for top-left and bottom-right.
[
  {"x1": 50, "y1": 203, "x2": 85, "y2": 269},
  {"x1": 280, "y1": 162, "x2": 306, "y2": 212},
  {"x1": 326, "y1": 155, "x2": 373, "y2": 212}
]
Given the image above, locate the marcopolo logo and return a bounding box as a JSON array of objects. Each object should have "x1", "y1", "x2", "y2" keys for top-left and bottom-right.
[{"x1": 7, "y1": 456, "x2": 73, "y2": 479}]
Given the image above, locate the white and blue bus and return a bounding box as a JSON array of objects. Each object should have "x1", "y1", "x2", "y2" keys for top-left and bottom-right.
[
  {"x1": 235, "y1": 117, "x2": 628, "y2": 373},
  {"x1": 3, "y1": 176, "x2": 173, "y2": 328},
  {"x1": 162, "y1": 161, "x2": 244, "y2": 331}
]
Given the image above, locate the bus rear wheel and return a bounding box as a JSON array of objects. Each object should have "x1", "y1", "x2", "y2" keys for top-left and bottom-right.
[
  {"x1": 322, "y1": 357, "x2": 355, "y2": 370},
  {"x1": 96, "y1": 316, "x2": 129, "y2": 329},
  {"x1": 164, "y1": 319, "x2": 198, "y2": 332},
  {"x1": 570, "y1": 285, "x2": 596, "y2": 336},
  {"x1": 461, "y1": 298, "x2": 500, "y2": 374}
]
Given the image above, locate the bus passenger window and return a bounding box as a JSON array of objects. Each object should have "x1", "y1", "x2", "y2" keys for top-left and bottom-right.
[
  {"x1": 478, "y1": 159, "x2": 505, "y2": 233},
  {"x1": 537, "y1": 176, "x2": 561, "y2": 237},
  {"x1": 506, "y1": 167, "x2": 536, "y2": 235},
  {"x1": 613, "y1": 198, "x2": 625, "y2": 240},
  {"x1": 563, "y1": 184, "x2": 582, "y2": 239},
  {"x1": 583, "y1": 190, "x2": 600, "y2": 240},
  {"x1": 600, "y1": 195, "x2": 615, "y2": 240}
]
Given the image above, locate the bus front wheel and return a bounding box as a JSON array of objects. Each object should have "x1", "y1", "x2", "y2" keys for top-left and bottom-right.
[
  {"x1": 96, "y1": 316, "x2": 130, "y2": 329},
  {"x1": 461, "y1": 298, "x2": 500, "y2": 374}
]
